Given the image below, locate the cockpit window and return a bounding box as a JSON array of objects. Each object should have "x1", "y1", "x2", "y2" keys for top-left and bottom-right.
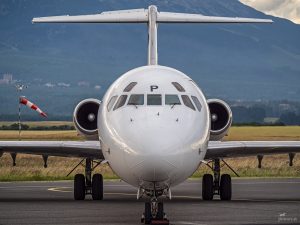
[
  {"x1": 172, "y1": 82, "x2": 185, "y2": 92},
  {"x1": 181, "y1": 95, "x2": 196, "y2": 111},
  {"x1": 147, "y1": 94, "x2": 162, "y2": 105},
  {"x1": 113, "y1": 95, "x2": 128, "y2": 111},
  {"x1": 128, "y1": 94, "x2": 144, "y2": 106},
  {"x1": 107, "y1": 95, "x2": 118, "y2": 112},
  {"x1": 191, "y1": 96, "x2": 202, "y2": 112},
  {"x1": 124, "y1": 82, "x2": 137, "y2": 92},
  {"x1": 165, "y1": 95, "x2": 181, "y2": 105}
]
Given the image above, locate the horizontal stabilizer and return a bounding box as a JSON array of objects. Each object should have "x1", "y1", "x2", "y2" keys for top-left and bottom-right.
[
  {"x1": 157, "y1": 12, "x2": 273, "y2": 23},
  {"x1": 32, "y1": 9, "x2": 148, "y2": 23},
  {"x1": 32, "y1": 7, "x2": 273, "y2": 24}
]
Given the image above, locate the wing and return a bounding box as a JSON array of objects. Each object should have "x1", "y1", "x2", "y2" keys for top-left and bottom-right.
[
  {"x1": 206, "y1": 141, "x2": 300, "y2": 159},
  {"x1": 0, "y1": 141, "x2": 103, "y2": 159}
]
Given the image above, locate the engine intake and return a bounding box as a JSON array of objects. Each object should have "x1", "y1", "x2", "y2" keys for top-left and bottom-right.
[
  {"x1": 207, "y1": 99, "x2": 232, "y2": 141},
  {"x1": 73, "y1": 98, "x2": 101, "y2": 140}
]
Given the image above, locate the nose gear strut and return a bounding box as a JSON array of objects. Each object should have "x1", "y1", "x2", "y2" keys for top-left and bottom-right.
[{"x1": 141, "y1": 184, "x2": 169, "y2": 224}]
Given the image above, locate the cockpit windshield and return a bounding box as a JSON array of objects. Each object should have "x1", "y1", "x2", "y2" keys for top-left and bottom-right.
[
  {"x1": 123, "y1": 82, "x2": 137, "y2": 92},
  {"x1": 109, "y1": 93, "x2": 199, "y2": 111},
  {"x1": 147, "y1": 94, "x2": 162, "y2": 105},
  {"x1": 181, "y1": 95, "x2": 196, "y2": 111},
  {"x1": 128, "y1": 94, "x2": 144, "y2": 106},
  {"x1": 107, "y1": 95, "x2": 118, "y2": 111},
  {"x1": 191, "y1": 96, "x2": 202, "y2": 112},
  {"x1": 165, "y1": 95, "x2": 181, "y2": 106},
  {"x1": 172, "y1": 82, "x2": 185, "y2": 92},
  {"x1": 113, "y1": 95, "x2": 128, "y2": 111}
]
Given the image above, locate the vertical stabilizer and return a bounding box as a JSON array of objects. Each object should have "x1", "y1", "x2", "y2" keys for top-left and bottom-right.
[{"x1": 147, "y1": 5, "x2": 158, "y2": 65}]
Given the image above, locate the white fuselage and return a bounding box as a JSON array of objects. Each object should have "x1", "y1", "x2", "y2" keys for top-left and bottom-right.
[{"x1": 98, "y1": 65, "x2": 210, "y2": 191}]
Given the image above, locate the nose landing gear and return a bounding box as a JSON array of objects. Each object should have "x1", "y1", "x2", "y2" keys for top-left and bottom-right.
[{"x1": 141, "y1": 194, "x2": 169, "y2": 224}]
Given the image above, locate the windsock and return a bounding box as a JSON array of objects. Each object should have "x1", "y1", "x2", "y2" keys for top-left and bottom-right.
[{"x1": 19, "y1": 97, "x2": 47, "y2": 118}]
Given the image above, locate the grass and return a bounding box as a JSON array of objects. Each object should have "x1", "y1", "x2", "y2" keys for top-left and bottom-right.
[
  {"x1": 224, "y1": 126, "x2": 300, "y2": 141},
  {"x1": 0, "y1": 154, "x2": 118, "y2": 182},
  {"x1": 0, "y1": 125, "x2": 299, "y2": 181},
  {"x1": 0, "y1": 121, "x2": 74, "y2": 128},
  {"x1": 0, "y1": 130, "x2": 81, "y2": 141}
]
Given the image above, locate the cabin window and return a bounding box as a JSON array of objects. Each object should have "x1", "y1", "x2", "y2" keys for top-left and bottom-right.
[
  {"x1": 128, "y1": 94, "x2": 144, "y2": 106},
  {"x1": 123, "y1": 82, "x2": 137, "y2": 92},
  {"x1": 147, "y1": 94, "x2": 162, "y2": 105},
  {"x1": 172, "y1": 82, "x2": 185, "y2": 92},
  {"x1": 165, "y1": 95, "x2": 181, "y2": 106},
  {"x1": 107, "y1": 95, "x2": 118, "y2": 112},
  {"x1": 113, "y1": 95, "x2": 128, "y2": 110},
  {"x1": 181, "y1": 95, "x2": 196, "y2": 111},
  {"x1": 191, "y1": 96, "x2": 202, "y2": 112}
]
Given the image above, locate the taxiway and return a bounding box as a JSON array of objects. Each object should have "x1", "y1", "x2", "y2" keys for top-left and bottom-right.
[{"x1": 0, "y1": 178, "x2": 299, "y2": 225}]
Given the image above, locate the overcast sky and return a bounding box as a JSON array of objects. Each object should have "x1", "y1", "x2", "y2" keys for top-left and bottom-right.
[{"x1": 240, "y1": 0, "x2": 300, "y2": 24}]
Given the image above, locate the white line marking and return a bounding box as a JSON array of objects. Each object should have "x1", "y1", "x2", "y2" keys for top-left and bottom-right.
[
  {"x1": 234, "y1": 181, "x2": 300, "y2": 185},
  {"x1": 178, "y1": 181, "x2": 300, "y2": 186},
  {"x1": 175, "y1": 222, "x2": 208, "y2": 225},
  {"x1": 48, "y1": 187, "x2": 71, "y2": 193},
  {"x1": 0, "y1": 185, "x2": 58, "y2": 189}
]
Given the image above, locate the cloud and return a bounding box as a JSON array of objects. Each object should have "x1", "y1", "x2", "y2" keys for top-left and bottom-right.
[{"x1": 240, "y1": 0, "x2": 300, "y2": 24}]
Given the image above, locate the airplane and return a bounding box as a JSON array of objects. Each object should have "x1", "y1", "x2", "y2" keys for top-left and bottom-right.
[{"x1": 1, "y1": 5, "x2": 300, "y2": 224}]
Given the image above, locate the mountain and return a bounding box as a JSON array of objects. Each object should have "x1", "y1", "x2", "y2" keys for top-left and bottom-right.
[{"x1": 0, "y1": 0, "x2": 300, "y2": 117}]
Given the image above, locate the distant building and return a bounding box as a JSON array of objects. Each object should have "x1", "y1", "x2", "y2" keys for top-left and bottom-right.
[
  {"x1": 279, "y1": 103, "x2": 297, "y2": 113},
  {"x1": 94, "y1": 85, "x2": 101, "y2": 90},
  {"x1": 57, "y1": 82, "x2": 71, "y2": 88},
  {"x1": 78, "y1": 81, "x2": 90, "y2": 87},
  {"x1": 0, "y1": 73, "x2": 13, "y2": 84},
  {"x1": 44, "y1": 82, "x2": 55, "y2": 88}
]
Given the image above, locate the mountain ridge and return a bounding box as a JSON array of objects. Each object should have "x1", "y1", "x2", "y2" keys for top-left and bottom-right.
[{"x1": 0, "y1": 0, "x2": 300, "y2": 116}]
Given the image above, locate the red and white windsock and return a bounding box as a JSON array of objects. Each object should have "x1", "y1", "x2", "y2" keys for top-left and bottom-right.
[{"x1": 19, "y1": 97, "x2": 47, "y2": 118}]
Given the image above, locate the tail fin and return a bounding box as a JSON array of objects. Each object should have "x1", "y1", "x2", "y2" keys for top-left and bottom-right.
[{"x1": 32, "y1": 5, "x2": 272, "y2": 65}]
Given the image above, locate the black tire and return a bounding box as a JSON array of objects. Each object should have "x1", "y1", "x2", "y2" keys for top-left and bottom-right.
[
  {"x1": 202, "y1": 174, "x2": 214, "y2": 200},
  {"x1": 92, "y1": 174, "x2": 103, "y2": 200},
  {"x1": 157, "y1": 202, "x2": 164, "y2": 220},
  {"x1": 144, "y1": 202, "x2": 152, "y2": 224},
  {"x1": 74, "y1": 174, "x2": 85, "y2": 200},
  {"x1": 220, "y1": 174, "x2": 232, "y2": 200}
]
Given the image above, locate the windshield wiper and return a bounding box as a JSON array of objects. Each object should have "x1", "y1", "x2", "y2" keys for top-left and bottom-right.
[
  {"x1": 128, "y1": 103, "x2": 138, "y2": 109},
  {"x1": 171, "y1": 103, "x2": 180, "y2": 109}
]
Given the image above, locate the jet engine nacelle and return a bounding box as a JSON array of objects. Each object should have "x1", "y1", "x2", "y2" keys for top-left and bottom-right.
[
  {"x1": 73, "y1": 98, "x2": 101, "y2": 140},
  {"x1": 207, "y1": 99, "x2": 232, "y2": 141}
]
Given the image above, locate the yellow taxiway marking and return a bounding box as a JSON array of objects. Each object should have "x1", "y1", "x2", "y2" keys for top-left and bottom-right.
[
  {"x1": 47, "y1": 187, "x2": 203, "y2": 199},
  {"x1": 47, "y1": 187, "x2": 300, "y2": 202},
  {"x1": 48, "y1": 187, "x2": 136, "y2": 196}
]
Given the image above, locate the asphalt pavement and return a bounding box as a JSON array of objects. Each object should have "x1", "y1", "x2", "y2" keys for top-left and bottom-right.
[{"x1": 0, "y1": 178, "x2": 299, "y2": 225}]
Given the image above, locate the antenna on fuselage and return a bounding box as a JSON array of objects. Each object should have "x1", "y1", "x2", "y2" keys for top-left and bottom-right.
[{"x1": 32, "y1": 5, "x2": 272, "y2": 66}]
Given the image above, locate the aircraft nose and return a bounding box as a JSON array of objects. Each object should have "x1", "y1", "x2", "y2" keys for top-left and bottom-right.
[
  {"x1": 109, "y1": 108, "x2": 208, "y2": 184},
  {"x1": 122, "y1": 114, "x2": 192, "y2": 182}
]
